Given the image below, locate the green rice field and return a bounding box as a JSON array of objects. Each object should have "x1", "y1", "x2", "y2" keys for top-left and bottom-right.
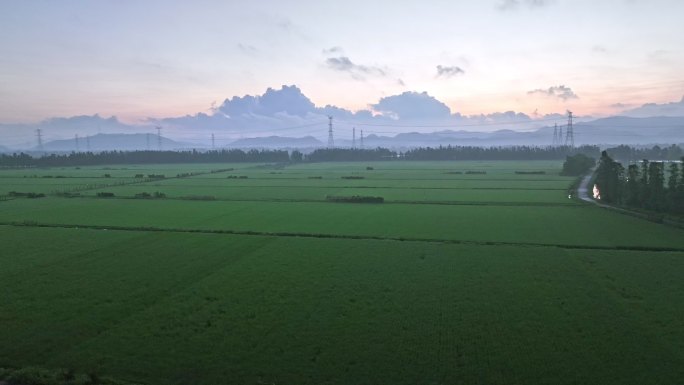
[{"x1": 1, "y1": 161, "x2": 684, "y2": 384}]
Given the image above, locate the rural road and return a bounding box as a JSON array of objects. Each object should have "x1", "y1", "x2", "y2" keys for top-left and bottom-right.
[
  {"x1": 577, "y1": 169, "x2": 596, "y2": 204},
  {"x1": 577, "y1": 168, "x2": 614, "y2": 211}
]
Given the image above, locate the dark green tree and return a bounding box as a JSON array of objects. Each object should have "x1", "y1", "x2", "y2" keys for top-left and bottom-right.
[
  {"x1": 595, "y1": 151, "x2": 624, "y2": 203},
  {"x1": 625, "y1": 164, "x2": 641, "y2": 206},
  {"x1": 667, "y1": 161, "x2": 680, "y2": 211},
  {"x1": 647, "y1": 161, "x2": 665, "y2": 210},
  {"x1": 290, "y1": 150, "x2": 303, "y2": 162},
  {"x1": 561, "y1": 153, "x2": 595, "y2": 176}
]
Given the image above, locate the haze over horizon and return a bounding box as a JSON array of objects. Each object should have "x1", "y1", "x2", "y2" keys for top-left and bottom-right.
[{"x1": 1, "y1": 0, "x2": 684, "y2": 146}]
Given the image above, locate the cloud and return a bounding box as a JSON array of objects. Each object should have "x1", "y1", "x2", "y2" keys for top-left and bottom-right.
[
  {"x1": 621, "y1": 96, "x2": 684, "y2": 117},
  {"x1": 498, "y1": 0, "x2": 553, "y2": 11},
  {"x1": 322, "y1": 46, "x2": 343, "y2": 55},
  {"x1": 237, "y1": 43, "x2": 258, "y2": 56},
  {"x1": 609, "y1": 102, "x2": 630, "y2": 109},
  {"x1": 527, "y1": 85, "x2": 579, "y2": 101},
  {"x1": 325, "y1": 56, "x2": 386, "y2": 80},
  {"x1": 217, "y1": 85, "x2": 316, "y2": 118},
  {"x1": 436, "y1": 65, "x2": 465, "y2": 78},
  {"x1": 397, "y1": 78, "x2": 406, "y2": 86},
  {"x1": 592, "y1": 45, "x2": 608, "y2": 54},
  {"x1": 371, "y1": 91, "x2": 451, "y2": 120}
]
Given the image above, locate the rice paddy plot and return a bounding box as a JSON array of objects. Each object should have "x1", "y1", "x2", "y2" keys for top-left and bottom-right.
[{"x1": 1, "y1": 160, "x2": 684, "y2": 385}]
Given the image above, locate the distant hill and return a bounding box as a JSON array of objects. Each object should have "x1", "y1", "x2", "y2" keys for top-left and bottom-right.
[
  {"x1": 228, "y1": 135, "x2": 323, "y2": 148},
  {"x1": 38, "y1": 133, "x2": 192, "y2": 152},
  {"x1": 353, "y1": 116, "x2": 684, "y2": 148},
  {"x1": 8, "y1": 116, "x2": 684, "y2": 153}
]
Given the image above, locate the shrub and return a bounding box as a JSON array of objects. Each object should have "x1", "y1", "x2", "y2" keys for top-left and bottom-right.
[
  {"x1": 326, "y1": 195, "x2": 384, "y2": 203},
  {"x1": 8, "y1": 191, "x2": 45, "y2": 198},
  {"x1": 366, "y1": 166, "x2": 374, "y2": 170},
  {"x1": 465, "y1": 171, "x2": 486, "y2": 175},
  {"x1": 96, "y1": 192, "x2": 115, "y2": 198},
  {"x1": 341, "y1": 176, "x2": 365, "y2": 179}
]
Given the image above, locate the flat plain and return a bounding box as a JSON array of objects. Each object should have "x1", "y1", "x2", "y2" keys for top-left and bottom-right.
[{"x1": 1, "y1": 160, "x2": 684, "y2": 385}]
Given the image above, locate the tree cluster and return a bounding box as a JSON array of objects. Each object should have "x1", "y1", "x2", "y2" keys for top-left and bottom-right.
[
  {"x1": 561, "y1": 153, "x2": 596, "y2": 176},
  {"x1": 594, "y1": 151, "x2": 684, "y2": 214},
  {"x1": 1, "y1": 145, "x2": 681, "y2": 167},
  {"x1": 305, "y1": 148, "x2": 395, "y2": 162},
  {"x1": 0, "y1": 149, "x2": 289, "y2": 167},
  {"x1": 402, "y1": 145, "x2": 600, "y2": 161},
  {"x1": 603, "y1": 144, "x2": 683, "y2": 162}
]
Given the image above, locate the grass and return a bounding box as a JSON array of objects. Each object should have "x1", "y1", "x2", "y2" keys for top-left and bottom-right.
[{"x1": 1, "y1": 160, "x2": 684, "y2": 384}]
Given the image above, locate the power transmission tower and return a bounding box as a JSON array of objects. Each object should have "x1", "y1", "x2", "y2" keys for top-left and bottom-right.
[
  {"x1": 156, "y1": 126, "x2": 162, "y2": 151},
  {"x1": 211, "y1": 133, "x2": 215, "y2": 149},
  {"x1": 327, "y1": 116, "x2": 334, "y2": 148},
  {"x1": 564, "y1": 110, "x2": 574, "y2": 148},
  {"x1": 360, "y1": 129, "x2": 364, "y2": 149},
  {"x1": 352, "y1": 127, "x2": 356, "y2": 149},
  {"x1": 75, "y1": 134, "x2": 80, "y2": 152},
  {"x1": 552, "y1": 123, "x2": 558, "y2": 146},
  {"x1": 35, "y1": 129, "x2": 43, "y2": 151}
]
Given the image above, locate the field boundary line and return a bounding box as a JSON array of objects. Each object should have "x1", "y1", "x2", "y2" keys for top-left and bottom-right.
[
  {"x1": 45, "y1": 195, "x2": 580, "y2": 207},
  {"x1": 3, "y1": 221, "x2": 683, "y2": 253}
]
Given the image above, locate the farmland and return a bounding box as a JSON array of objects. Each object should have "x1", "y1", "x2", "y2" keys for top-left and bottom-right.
[{"x1": 1, "y1": 161, "x2": 684, "y2": 385}]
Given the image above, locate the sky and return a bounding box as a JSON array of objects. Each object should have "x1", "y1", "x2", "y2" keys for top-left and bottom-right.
[{"x1": 1, "y1": 0, "x2": 684, "y2": 139}]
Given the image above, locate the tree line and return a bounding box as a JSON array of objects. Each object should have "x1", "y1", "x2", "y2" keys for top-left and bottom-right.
[
  {"x1": 594, "y1": 151, "x2": 684, "y2": 214},
  {"x1": 0, "y1": 149, "x2": 290, "y2": 167},
  {"x1": 1, "y1": 145, "x2": 682, "y2": 167}
]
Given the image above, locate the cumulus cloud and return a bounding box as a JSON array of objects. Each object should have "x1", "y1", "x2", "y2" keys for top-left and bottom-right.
[
  {"x1": 527, "y1": 85, "x2": 579, "y2": 101},
  {"x1": 498, "y1": 0, "x2": 553, "y2": 11},
  {"x1": 218, "y1": 85, "x2": 316, "y2": 118},
  {"x1": 371, "y1": 91, "x2": 452, "y2": 120},
  {"x1": 436, "y1": 65, "x2": 465, "y2": 78},
  {"x1": 325, "y1": 56, "x2": 386, "y2": 80}
]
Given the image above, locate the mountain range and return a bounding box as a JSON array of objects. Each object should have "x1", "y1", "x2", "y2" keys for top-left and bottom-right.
[{"x1": 1, "y1": 116, "x2": 680, "y2": 153}]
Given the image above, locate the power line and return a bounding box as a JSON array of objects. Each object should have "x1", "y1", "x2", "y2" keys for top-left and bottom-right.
[{"x1": 337, "y1": 116, "x2": 563, "y2": 128}]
